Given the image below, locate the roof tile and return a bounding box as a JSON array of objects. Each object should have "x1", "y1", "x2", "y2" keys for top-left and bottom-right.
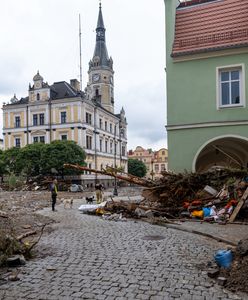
[{"x1": 172, "y1": 0, "x2": 248, "y2": 57}]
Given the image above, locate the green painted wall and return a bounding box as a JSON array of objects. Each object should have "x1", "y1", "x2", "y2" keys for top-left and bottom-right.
[
  {"x1": 168, "y1": 125, "x2": 248, "y2": 173},
  {"x1": 164, "y1": 0, "x2": 248, "y2": 172}
]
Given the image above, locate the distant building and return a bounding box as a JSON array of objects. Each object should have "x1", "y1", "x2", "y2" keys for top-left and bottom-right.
[
  {"x1": 128, "y1": 146, "x2": 168, "y2": 179},
  {"x1": 165, "y1": 0, "x2": 248, "y2": 172},
  {"x1": 2, "y1": 3, "x2": 128, "y2": 187}
]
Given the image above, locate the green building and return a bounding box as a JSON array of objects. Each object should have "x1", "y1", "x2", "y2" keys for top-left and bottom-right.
[{"x1": 165, "y1": 0, "x2": 248, "y2": 172}]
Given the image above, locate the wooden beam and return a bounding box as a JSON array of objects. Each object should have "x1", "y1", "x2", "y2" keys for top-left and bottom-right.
[{"x1": 229, "y1": 187, "x2": 248, "y2": 223}]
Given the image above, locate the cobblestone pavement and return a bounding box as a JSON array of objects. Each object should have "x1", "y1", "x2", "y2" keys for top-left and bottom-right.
[{"x1": 0, "y1": 199, "x2": 247, "y2": 300}]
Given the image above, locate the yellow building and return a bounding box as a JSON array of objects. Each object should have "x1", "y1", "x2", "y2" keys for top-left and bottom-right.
[
  {"x1": 2, "y1": 4, "x2": 127, "y2": 187},
  {"x1": 128, "y1": 146, "x2": 168, "y2": 179}
]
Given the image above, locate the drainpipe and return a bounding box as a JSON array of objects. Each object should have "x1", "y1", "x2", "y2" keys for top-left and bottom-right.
[
  {"x1": 49, "y1": 98, "x2": 52, "y2": 142},
  {"x1": 26, "y1": 105, "x2": 29, "y2": 144},
  {"x1": 94, "y1": 106, "x2": 97, "y2": 184}
]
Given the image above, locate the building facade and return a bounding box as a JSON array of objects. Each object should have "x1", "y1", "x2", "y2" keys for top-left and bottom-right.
[
  {"x1": 2, "y1": 4, "x2": 128, "y2": 186},
  {"x1": 165, "y1": 0, "x2": 248, "y2": 173},
  {"x1": 128, "y1": 146, "x2": 168, "y2": 179}
]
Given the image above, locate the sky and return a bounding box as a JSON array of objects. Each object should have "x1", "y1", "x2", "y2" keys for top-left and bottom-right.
[{"x1": 0, "y1": 0, "x2": 167, "y2": 151}]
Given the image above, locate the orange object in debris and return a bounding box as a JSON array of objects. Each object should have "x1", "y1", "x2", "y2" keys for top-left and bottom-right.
[
  {"x1": 225, "y1": 199, "x2": 238, "y2": 209},
  {"x1": 183, "y1": 202, "x2": 190, "y2": 209},
  {"x1": 191, "y1": 200, "x2": 202, "y2": 206},
  {"x1": 191, "y1": 210, "x2": 204, "y2": 219}
]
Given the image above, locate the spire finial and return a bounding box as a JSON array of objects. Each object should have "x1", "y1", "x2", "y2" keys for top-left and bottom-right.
[{"x1": 99, "y1": 0, "x2": 101, "y2": 9}]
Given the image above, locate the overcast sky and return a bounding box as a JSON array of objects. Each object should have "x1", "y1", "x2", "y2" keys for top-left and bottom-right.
[{"x1": 0, "y1": 0, "x2": 167, "y2": 151}]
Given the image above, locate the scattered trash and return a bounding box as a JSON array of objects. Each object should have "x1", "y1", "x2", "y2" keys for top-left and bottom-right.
[
  {"x1": 214, "y1": 249, "x2": 233, "y2": 269},
  {"x1": 69, "y1": 184, "x2": 83, "y2": 192}
]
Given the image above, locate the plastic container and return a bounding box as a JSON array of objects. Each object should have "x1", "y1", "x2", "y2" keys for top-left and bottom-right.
[{"x1": 214, "y1": 249, "x2": 233, "y2": 268}]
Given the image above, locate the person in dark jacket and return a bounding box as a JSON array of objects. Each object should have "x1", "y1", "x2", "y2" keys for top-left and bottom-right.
[{"x1": 50, "y1": 179, "x2": 58, "y2": 211}]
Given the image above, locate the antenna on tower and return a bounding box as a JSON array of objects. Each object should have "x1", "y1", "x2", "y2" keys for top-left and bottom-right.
[{"x1": 79, "y1": 14, "x2": 82, "y2": 90}]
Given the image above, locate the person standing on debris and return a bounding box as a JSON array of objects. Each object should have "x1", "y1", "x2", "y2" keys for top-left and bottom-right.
[
  {"x1": 95, "y1": 181, "x2": 103, "y2": 204},
  {"x1": 50, "y1": 179, "x2": 58, "y2": 211}
]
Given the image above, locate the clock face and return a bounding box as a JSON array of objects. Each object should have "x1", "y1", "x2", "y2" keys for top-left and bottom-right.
[
  {"x1": 92, "y1": 74, "x2": 100, "y2": 82},
  {"x1": 35, "y1": 82, "x2": 41, "y2": 88}
]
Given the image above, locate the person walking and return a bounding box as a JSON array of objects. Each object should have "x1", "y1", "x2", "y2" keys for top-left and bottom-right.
[
  {"x1": 95, "y1": 181, "x2": 103, "y2": 204},
  {"x1": 50, "y1": 179, "x2": 58, "y2": 211}
]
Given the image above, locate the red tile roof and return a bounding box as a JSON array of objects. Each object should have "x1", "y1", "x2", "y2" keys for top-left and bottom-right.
[{"x1": 172, "y1": 0, "x2": 248, "y2": 57}]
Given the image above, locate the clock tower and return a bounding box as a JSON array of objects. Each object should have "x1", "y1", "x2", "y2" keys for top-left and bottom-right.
[{"x1": 88, "y1": 3, "x2": 114, "y2": 113}]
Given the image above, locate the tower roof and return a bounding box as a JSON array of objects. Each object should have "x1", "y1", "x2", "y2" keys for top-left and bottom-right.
[
  {"x1": 90, "y1": 3, "x2": 112, "y2": 69},
  {"x1": 96, "y1": 2, "x2": 105, "y2": 29}
]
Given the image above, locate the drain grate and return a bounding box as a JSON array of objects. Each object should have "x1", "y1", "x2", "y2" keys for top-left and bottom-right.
[{"x1": 142, "y1": 235, "x2": 165, "y2": 241}]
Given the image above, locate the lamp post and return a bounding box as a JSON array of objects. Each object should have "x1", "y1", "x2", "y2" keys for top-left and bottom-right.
[
  {"x1": 113, "y1": 124, "x2": 118, "y2": 196},
  {"x1": 151, "y1": 159, "x2": 154, "y2": 181}
]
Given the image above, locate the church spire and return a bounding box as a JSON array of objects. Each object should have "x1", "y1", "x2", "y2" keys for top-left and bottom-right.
[{"x1": 90, "y1": 2, "x2": 112, "y2": 69}]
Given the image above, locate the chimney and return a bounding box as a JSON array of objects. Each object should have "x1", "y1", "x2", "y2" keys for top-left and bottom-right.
[{"x1": 70, "y1": 79, "x2": 81, "y2": 92}]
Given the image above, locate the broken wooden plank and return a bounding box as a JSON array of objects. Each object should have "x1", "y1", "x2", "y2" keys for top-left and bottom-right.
[
  {"x1": 17, "y1": 230, "x2": 37, "y2": 241},
  {"x1": 229, "y1": 187, "x2": 248, "y2": 223}
]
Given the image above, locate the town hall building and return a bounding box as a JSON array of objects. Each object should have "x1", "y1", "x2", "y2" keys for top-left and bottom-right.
[{"x1": 2, "y1": 4, "x2": 128, "y2": 186}]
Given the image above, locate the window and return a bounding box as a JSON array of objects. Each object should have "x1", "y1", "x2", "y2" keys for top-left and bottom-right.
[
  {"x1": 39, "y1": 113, "x2": 44, "y2": 125},
  {"x1": 33, "y1": 114, "x2": 38, "y2": 126},
  {"x1": 122, "y1": 145, "x2": 126, "y2": 157},
  {"x1": 161, "y1": 164, "x2": 166, "y2": 171},
  {"x1": 162, "y1": 151, "x2": 165, "y2": 155},
  {"x1": 61, "y1": 111, "x2": 67, "y2": 124},
  {"x1": 86, "y1": 112, "x2": 92, "y2": 124},
  {"x1": 110, "y1": 142, "x2": 113, "y2": 154},
  {"x1": 217, "y1": 65, "x2": 244, "y2": 108},
  {"x1": 110, "y1": 123, "x2": 112, "y2": 133},
  {"x1": 33, "y1": 136, "x2": 45, "y2": 143},
  {"x1": 105, "y1": 140, "x2": 108, "y2": 153},
  {"x1": 86, "y1": 135, "x2": 92, "y2": 149},
  {"x1": 61, "y1": 135, "x2": 67, "y2": 141},
  {"x1": 37, "y1": 93, "x2": 40, "y2": 101},
  {"x1": 105, "y1": 121, "x2": 107, "y2": 131},
  {"x1": 15, "y1": 138, "x2": 21, "y2": 148},
  {"x1": 155, "y1": 164, "x2": 159, "y2": 173},
  {"x1": 15, "y1": 116, "x2": 20, "y2": 128},
  {"x1": 99, "y1": 118, "x2": 102, "y2": 129},
  {"x1": 100, "y1": 139, "x2": 102, "y2": 152}
]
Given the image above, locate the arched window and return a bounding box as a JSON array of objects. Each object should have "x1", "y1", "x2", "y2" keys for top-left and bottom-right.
[{"x1": 37, "y1": 93, "x2": 40, "y2": 101}]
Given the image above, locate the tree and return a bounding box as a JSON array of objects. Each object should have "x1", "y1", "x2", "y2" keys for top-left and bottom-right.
[
  {"x1": 128, "y1": 158, "x2": 147, "y2": 178},
  {"x1": 15, "y1": 143, "x2": 45, "y2": 177},
  {"x1": 1, "y1": 147, "x2": 21, "y2": 175},
  {"x1": 40, "y1": 140, "x2": 86, "y2": 177}
]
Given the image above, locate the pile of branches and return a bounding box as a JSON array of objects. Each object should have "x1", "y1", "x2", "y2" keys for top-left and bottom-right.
[{"x1": 142, "y1": 169, "x2": 248, "y2": 209}]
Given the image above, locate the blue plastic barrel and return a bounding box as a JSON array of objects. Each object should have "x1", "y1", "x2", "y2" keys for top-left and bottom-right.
[{"x1": 214, "y1": 250, "x2": 233, "y2": 268}]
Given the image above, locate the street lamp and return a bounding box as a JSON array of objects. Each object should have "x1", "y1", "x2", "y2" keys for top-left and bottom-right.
[{"x1": 113, "y1": 124, "x2": 118, "y2": 196}]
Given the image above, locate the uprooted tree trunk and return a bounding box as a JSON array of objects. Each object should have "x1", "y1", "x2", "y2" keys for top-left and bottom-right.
[{"x1": 0, "y1": 223, "x2": 48, "y2": 266}]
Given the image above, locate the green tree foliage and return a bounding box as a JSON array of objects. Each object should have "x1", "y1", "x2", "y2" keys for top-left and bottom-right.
[
  {"x1": 40, "y1": 140, "x2": 86, "y2": 176},
  {"x1": 0, "y1": 150, "x2": 5, "y2": 176},
  {"x1": 0, "y1": 141, "x2": 86, "y2": 177},
  {"x1": 1, "y1": 147, "x2": 21, "y2": 175},
  {"x1": 128, "y1": 158, "x2": 147, "y2": 178}
]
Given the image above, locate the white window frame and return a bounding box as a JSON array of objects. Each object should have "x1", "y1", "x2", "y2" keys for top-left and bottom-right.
[
  {"x1": 216, "y1": 64, "x2": 245, "y2": 109},
  {"x1": 33, "y1": 136, "x2": 45, "y2": 143}
]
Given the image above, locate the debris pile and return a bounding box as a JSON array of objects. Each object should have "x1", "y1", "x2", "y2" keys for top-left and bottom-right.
[
  {"x1": 66, "y1": 163, "x2": 248, "y2": 223},
  {"x1": 215, "y1": 238, "x2": 248, "y2": 293},
  {"x1": 141, "y1": 169, "x2": 248, "y2": 223}
]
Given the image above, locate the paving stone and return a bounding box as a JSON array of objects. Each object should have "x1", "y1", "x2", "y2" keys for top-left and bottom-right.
[{"x1": 0, "y1": 199, "x2": 245, "y2": 300}]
